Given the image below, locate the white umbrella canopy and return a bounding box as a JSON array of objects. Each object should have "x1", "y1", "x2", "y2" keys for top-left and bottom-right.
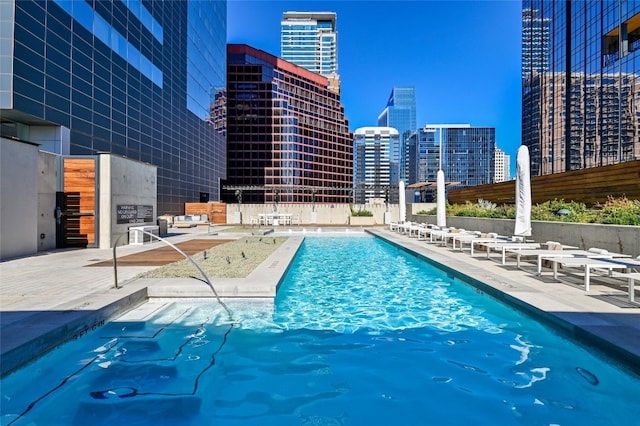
[
  {"x1": 399, "y1": 180, "x2": 406, "y2": 223},
  {"x1": 436, "y1": 169, "x2": 446, "y2": 227},
  {"x1": 514, "y1": 145, "x2": 532, "y2": 237}
]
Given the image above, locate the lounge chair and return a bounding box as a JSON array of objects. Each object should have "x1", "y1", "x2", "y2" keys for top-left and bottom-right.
[
  {"x1": 449, "y1": 233, "x2": 478, "y2": 250},
  {"x1": 426, "y1": 228, "x2": 456, "y2": 244},
  {"x1": 399, "y1": 221, "x2": 413, "y2": 235},
  {"x1": 540, "y1": 256, "x2": 629, "y2": 291},
  {"x1": 405, "y1": 222, "x2": 425, "y2": 238},
  {"x1": 441, "y1": 229, "x2": 479, "y2": 248},
  {"x1": 598, "y1": 256, "x2": 640, "y2": 302},
  {"x1": 609, "y1": 271, "x2": 640, "y2": 303},
  {"x1": 507, "y1": 248, "x2": 609, "y2": 275},
  {"x1": 475, "y1": 240, "x2": 541, "y2": 264},
  {"x1": 464, "y1": 234, "x2": 508, "y2": 254}
]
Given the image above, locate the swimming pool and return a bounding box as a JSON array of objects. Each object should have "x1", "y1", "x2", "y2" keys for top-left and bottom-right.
[{"x1": 2, "y1": 235, "x2": 639, "y2": 425}]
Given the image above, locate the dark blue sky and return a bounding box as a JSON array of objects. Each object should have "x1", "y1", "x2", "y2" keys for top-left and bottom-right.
[{"x1": 228, "y1": 0, "x2": 523, "y2": 165}]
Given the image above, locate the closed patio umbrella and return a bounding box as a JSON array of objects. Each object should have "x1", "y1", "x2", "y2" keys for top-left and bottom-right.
[
  {"x1": 514, "y1": 145, "x2": 532, "y2": 237},
  {"x1": 436, "y1": 169, "x2": 446, "y2": 227},
  {"x1": 399, "y1": 180, "x2": 406, "y2": 223}
]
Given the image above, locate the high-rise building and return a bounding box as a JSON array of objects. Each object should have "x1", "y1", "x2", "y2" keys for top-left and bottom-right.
[
  {"x1": 0, "y1": 0, "x2": 227, "y2": 214},
  {"x1": 405, "y1": 128, "x2": 440, "y2": 185},
  {"x1": 377, "y1": 86, "x2": 417, "y2": 183},
  {"x1": 522, "y1": 8, "x2": 550, "y2": 80},
  {"x1": 225, "y1": 44, "x2": 352, "y2": 204},
  {"x1": 422, "y1": 124, "x2": 496, "y2": 189},
  {"x1": 494, "y1": 148, "x2": 510, "y2": 182},
  {"x1": 522, "y1": 2, "x2": 640, "y2": 176},
  {"x1": 281, "y1": 11, "x2": 340, "y2": 93},
  {"x1": 353, "y1": 127, "x2": 398, "y2": 204}
]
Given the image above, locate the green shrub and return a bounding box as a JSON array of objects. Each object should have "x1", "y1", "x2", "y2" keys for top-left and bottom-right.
[
  {"x1": 596, "y1": 197, "x2": 640, "y2": 225},
  {"x1": 531, "y1": 200, "x2": 597, "y2": 223},
  {"x1": 350, "y1": 206, "x2": 373, "y2": 217},
  {"x1": 438, "y1": 197, "x2": 639, "y2": 225}
]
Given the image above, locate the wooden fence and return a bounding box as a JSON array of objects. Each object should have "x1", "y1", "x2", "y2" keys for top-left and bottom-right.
[
  {"x1": 448, "y1": 160, "x2": 640, "y2": 206},
  {"x1": 185, "y1": 202, "x2": 227, "y2": 224}
]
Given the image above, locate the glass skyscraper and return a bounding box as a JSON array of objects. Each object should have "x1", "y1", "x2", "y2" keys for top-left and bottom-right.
[
  {"x1": 406, "y1": 127, "x2": 441, "y2": 185},
  {"x1": 225, "y1": 44, "x2": 352, "y2": 205},
  {"x1": 522, "y1": 1, "x2": 640, "y2": 176},
  {"x1": 353, "y1": 127, "x2": 398, "y2": 204},
  {"x1": 281, "y1": 11, "x2": 340, "y2": 93},
  {"x1": 377, "y1": 86, "x2": 417, "y2": 183},
  {"x1": 522, "y1": 8, "x2": 550, "y2": 80},
  {"x1": 0, "y1": 0, "x2": 227, "y2": 214},
  {"x1": 421, "y1": 124, "x2": 496, "y2": 189}
]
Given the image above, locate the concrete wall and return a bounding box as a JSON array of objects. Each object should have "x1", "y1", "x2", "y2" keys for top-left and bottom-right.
[
  {"x1": 0, "y1": 138, "x2": 39, "y2": 259},
  {"x1": 37, "y1": 152, "x2": 60, "y2": 252},
  {"x1": 226, "y1": 202, "x2": 435, "y2": 226},
  {"x1": 411, "y1": 214, "x2": 640, "y2": 257},
  {"x1": 99, "y1": 154, "x2": 157, "y2": 248}
]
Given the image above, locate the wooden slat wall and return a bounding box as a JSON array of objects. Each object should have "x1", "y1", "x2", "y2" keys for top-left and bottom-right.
[
  {"x1": 448, "y1": 160, "x2": 640, "y2": 206},
  {"x1": 64, "y1": 158, "x2": 96, "y2": 245},
  {"x1": 185, "y1": 202, "x2": 227, "y2": 224}
]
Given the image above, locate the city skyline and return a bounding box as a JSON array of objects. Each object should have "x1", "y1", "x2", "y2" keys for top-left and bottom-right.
[{"x1": 228, "y1": 0, "x2": 523, "y2": 169}]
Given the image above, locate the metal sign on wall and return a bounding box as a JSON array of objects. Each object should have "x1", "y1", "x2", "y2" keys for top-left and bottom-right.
[{"x1": 116, "y1": 205, "x2": 154, "y2": 224}]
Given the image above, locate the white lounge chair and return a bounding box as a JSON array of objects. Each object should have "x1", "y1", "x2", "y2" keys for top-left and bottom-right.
[
  {"x1": 441, "y1": 229, "x2": 479, "y2": 248},
  {"x1": 609, "y1": 271, "x2": 640, "y2": 303},
  {"x1": 465, "y1": 234, "x2": 507, "y2": 254},
  {"x1": 506, "y1": 248, "x2": 610, "y2": 275},
  {"x1": 540, "y1": 256, "x2": 629, "y2": 291},
  {"x1": 476, "y1": 241, "x2": 541, "y2": 264}
]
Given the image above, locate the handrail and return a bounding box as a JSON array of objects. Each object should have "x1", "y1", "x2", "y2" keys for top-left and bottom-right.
[{"x1": 112, "y1": 229, "x2": 233, "y2": 319}]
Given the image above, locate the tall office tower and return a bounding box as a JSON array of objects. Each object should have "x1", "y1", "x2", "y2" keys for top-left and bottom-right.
[
  {"x1": 281, "y1": 11, "x2": 340, "y2": 93},
  {"x1": 522, "y1": 2, "x2": 640, "y2": 176},
  {"x1": 494, "y1": 148, "x2": 510, "y2": 182},
  {"x1": 0, "y1": 0, "x2": 227, "y2": 215},
  {"x1": 225, "y1": 44, "x2": 352, "y2": 204},
  {"x1": 353, "y1": 127, "x2": 398, "y2": 204},
  {"x1": 422, "y1": 124, "x2": 496, "y2": 189},
  {"x1": 522, "y1": 8, "x2": 550, "y2": 80},
  {"x1": 377, "y1": 86, "x2": 417, "y2": 183},
  {"x1": 406, "y1": 128, "x2": 440, "y2": 185}
]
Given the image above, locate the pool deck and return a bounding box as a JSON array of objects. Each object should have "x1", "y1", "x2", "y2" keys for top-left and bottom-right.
[{"x1": 1, "y1": 225, "x2": 639, "y2": 377}]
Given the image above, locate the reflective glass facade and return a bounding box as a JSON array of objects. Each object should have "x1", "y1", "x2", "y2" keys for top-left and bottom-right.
[
  {"x1": 353, "y1": 127, "x2": 397, "y2": 204},
  {"x1": 225, "y1": 44, "x2": 352, "y2": 204},
  {"x1": 0, "y1": 0, "x2": 227, "y2": 214},
  {"x1": 406, "y1": 127, "x2": 441, "y2": 185},
  {"x1": 281, "y1": 12, "x2": 340, "y2": 93},
  {"x1": 522, "y1": 8, "x2": 551, "y2": 80},
  {"x1": 522, "y1": 1, "x2": 640, "y2": 176},
  {"x1": 422, "y1": 124, "x2": 496, "y2": 189},
  {"x1": 377, "y1": 86, "x2": 417, "y2": 183}
]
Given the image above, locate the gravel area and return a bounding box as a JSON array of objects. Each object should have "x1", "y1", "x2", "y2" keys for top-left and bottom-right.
[{"x1": 137, "y1": 236, "x2": 288, "y2": 279}]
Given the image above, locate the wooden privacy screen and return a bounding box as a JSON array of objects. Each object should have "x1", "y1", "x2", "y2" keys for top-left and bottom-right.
[
  {"x1": 448, "y1": 160, "x2": 640, "y2": 206},
  {"x1": 63, "y1": 158, "x2": 96, "y2": 246},
  {"x1": 185, "y1": 202, "x2": 227, "y2": 224}
]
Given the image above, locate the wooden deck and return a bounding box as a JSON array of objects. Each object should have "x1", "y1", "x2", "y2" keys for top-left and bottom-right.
[{"x1": 86, "y1": 239, "x2": 234, "y2": 267}]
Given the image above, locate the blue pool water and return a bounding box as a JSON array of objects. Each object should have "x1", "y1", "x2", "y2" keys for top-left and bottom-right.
[{"x1": 2, "y1": 235, "x2": 639, "y2": 425}]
